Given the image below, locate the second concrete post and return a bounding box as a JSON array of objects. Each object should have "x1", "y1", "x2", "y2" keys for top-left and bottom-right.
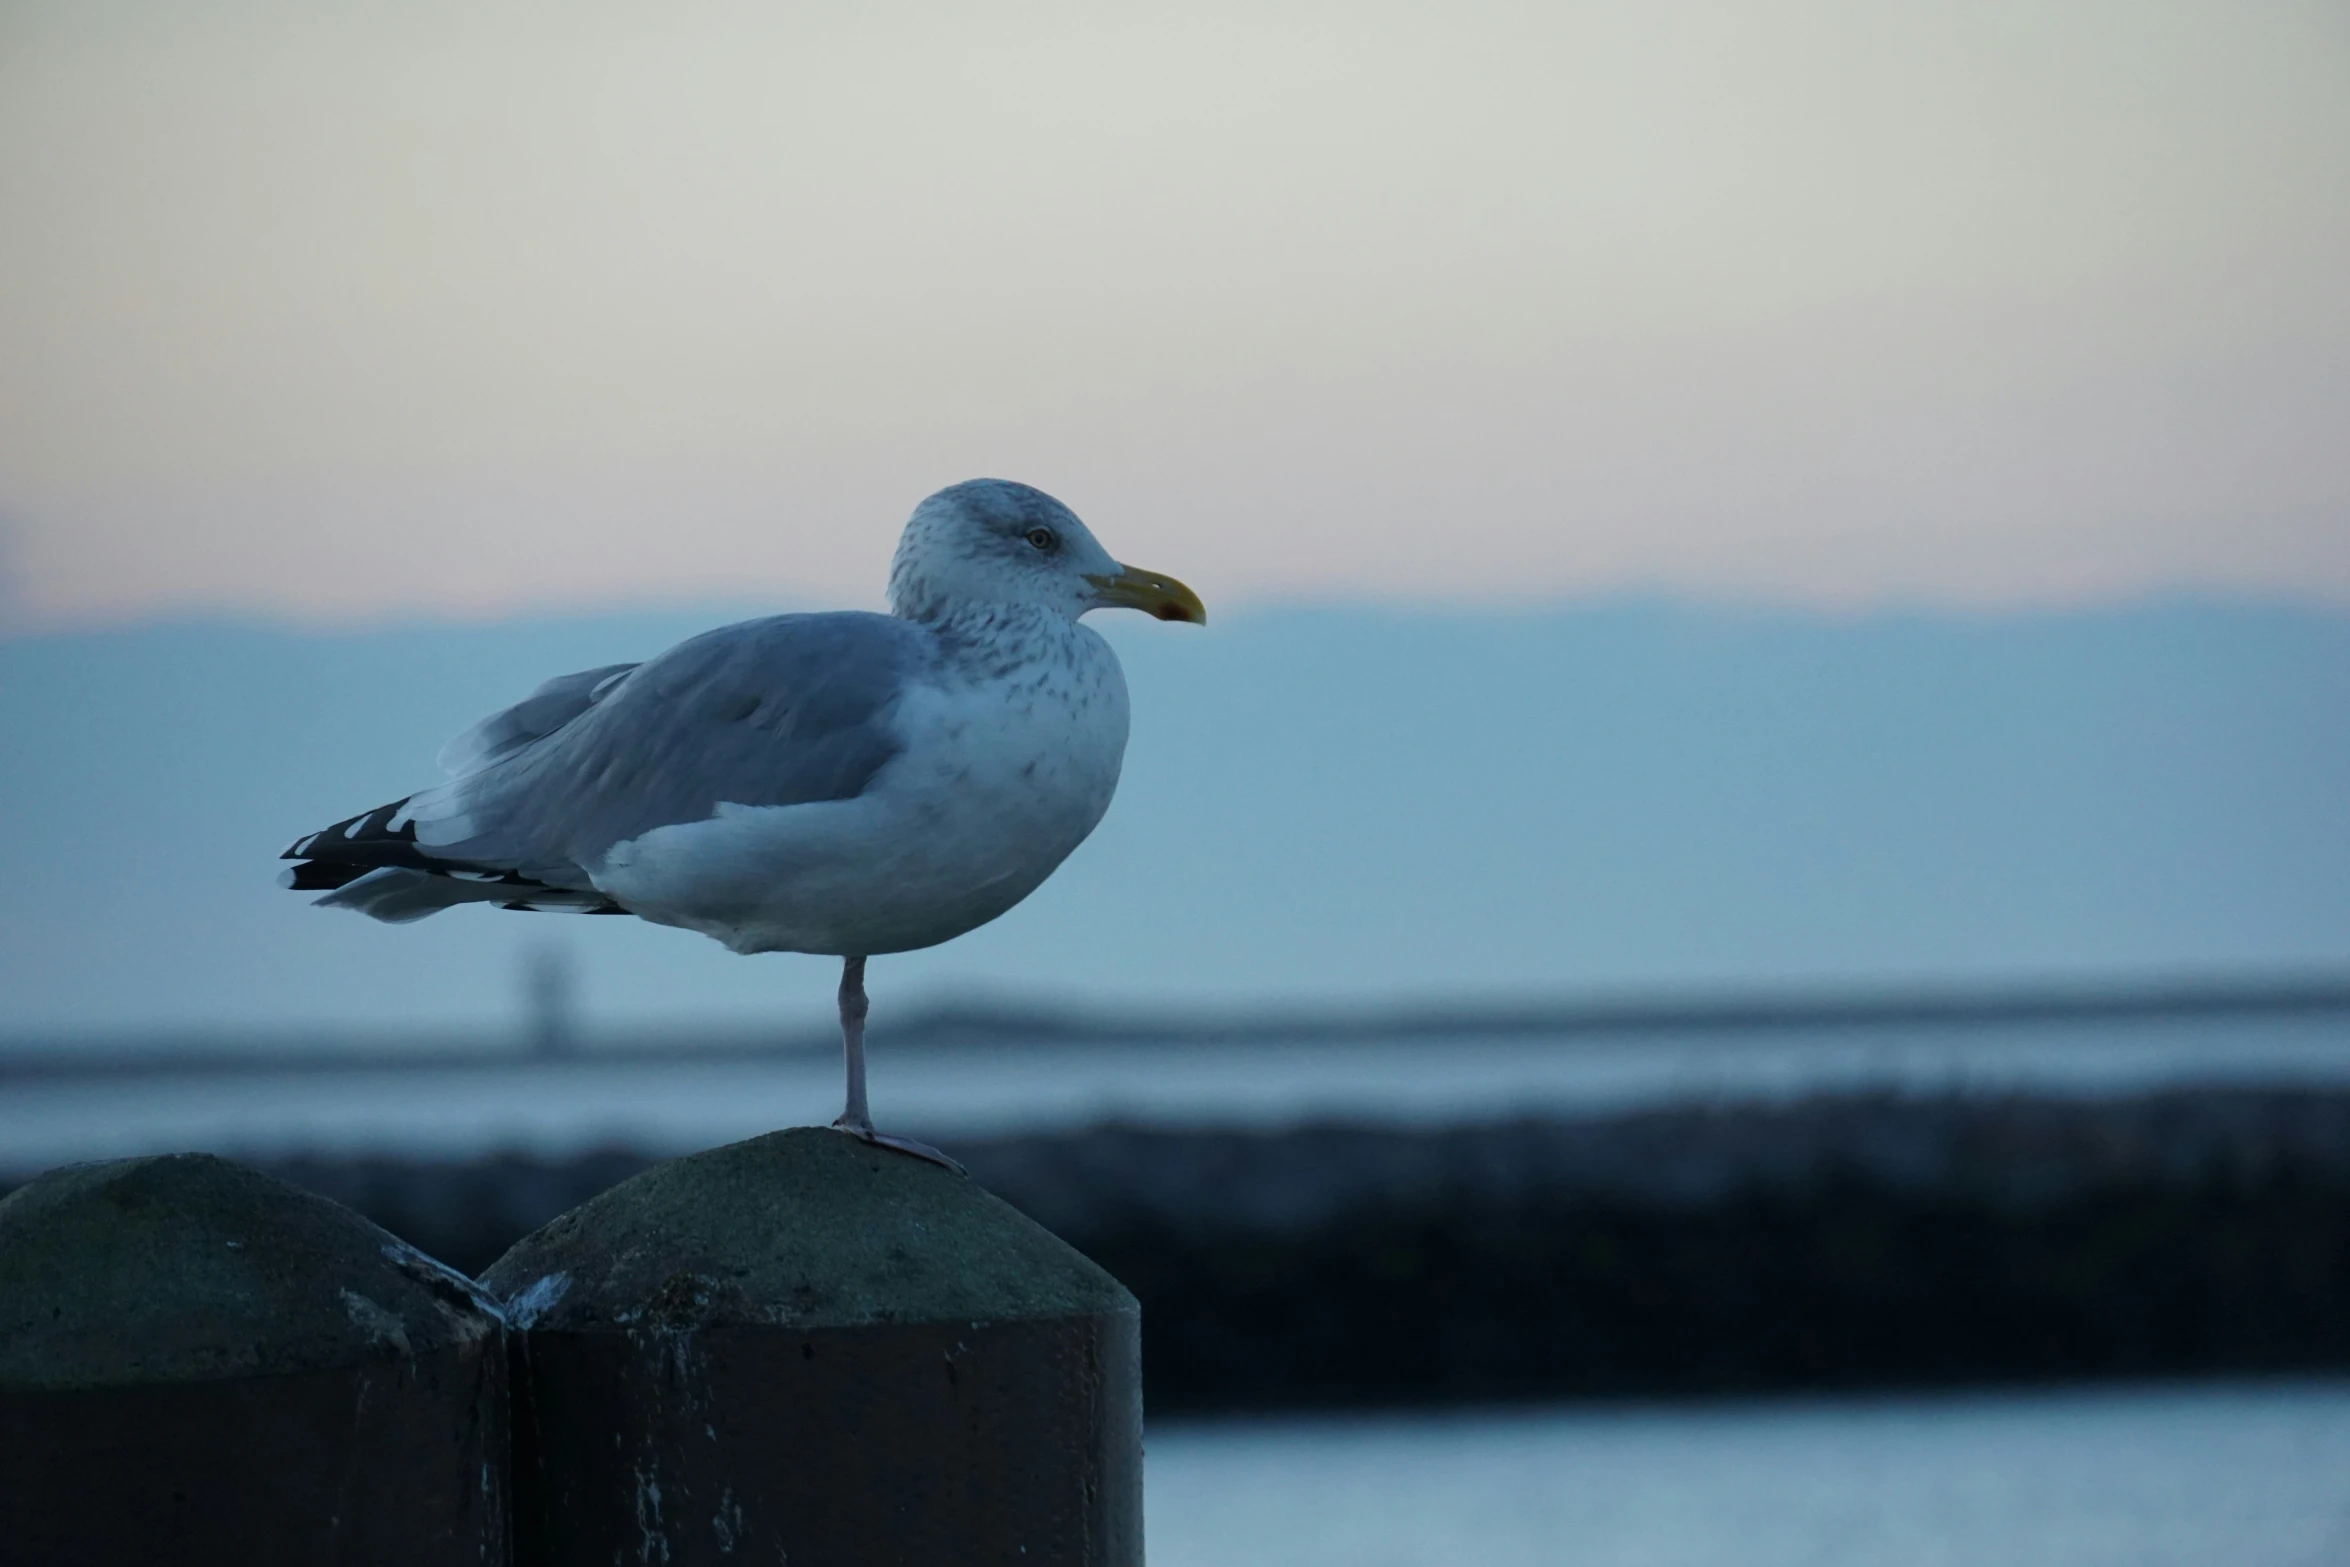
[{"x1": 484, "y1": 1126, "x2": 1142, "y2": 1565}]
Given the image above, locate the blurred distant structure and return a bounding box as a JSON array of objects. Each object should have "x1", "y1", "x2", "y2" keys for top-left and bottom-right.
[
  {"x1": 248, "y1": 1083, "x2": 2350, "y2": 1412},
  {"x1": 522, "y1": 943, "x2": 576, "y2": 1060}
]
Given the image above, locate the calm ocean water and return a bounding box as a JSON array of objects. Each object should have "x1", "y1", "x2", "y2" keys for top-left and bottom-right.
[{"x1": 1144, "y1": 1381, "x2": 2350, "y2": 1567}]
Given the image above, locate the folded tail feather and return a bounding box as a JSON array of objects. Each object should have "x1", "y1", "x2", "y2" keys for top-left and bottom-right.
[
  {"x1": 301, "y1": 867, "x2": 626, "y2": 922},
  {"x1": 280, "y1": 798, "x2": 625, "y2": 921}
]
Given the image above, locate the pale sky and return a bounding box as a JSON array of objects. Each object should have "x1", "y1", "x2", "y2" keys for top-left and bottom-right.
[{"x1": 2, "y1": 0, "x2": 2346, "y2": 628}]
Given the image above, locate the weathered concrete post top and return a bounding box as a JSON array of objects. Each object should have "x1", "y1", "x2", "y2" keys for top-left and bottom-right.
[
  {"x1": 0, "y1": 1153, "x2": 510, "y2": 1567},
  {"x1": 485, "y1": 1126, "x2": 1143, "y2": 1566}
]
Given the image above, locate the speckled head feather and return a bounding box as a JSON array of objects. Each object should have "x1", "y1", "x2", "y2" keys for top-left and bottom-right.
[{"x1": 887, "y1": 479, "x2": 1123, "y2": 623}]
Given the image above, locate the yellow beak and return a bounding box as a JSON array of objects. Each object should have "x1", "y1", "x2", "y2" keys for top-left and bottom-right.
[{"x1": 1087, "y1": 564, "x2": 1207, "y2": 625}]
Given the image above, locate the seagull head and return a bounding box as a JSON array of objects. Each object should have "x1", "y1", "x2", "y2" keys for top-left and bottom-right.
[{"x1": 888, "y1": 479, "x2": 1206, "y2": 627}]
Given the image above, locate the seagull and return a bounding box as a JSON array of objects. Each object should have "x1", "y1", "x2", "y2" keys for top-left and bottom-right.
[{"x1": 281, "y1": 479, "x2": 1204, "y2": 1166}]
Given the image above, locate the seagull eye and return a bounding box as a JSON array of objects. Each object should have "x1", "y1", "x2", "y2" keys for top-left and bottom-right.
[{"x1": 1024, "y1": 526, "x2": 1057, "y2": 551}]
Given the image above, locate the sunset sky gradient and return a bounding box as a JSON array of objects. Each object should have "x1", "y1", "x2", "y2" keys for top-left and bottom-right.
[{"x1": 3, "y1": 0, "x2": 2346, "y2": 629}]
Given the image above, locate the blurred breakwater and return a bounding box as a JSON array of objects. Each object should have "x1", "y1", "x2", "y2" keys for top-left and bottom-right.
[{"x1": 238, "y1": 1084, "x2": 2350, "y2": 1411}]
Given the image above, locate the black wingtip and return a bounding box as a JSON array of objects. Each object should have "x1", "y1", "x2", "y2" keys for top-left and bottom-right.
[{"x1": 279, "y1": 801, "x2": 422, "y2": 868}]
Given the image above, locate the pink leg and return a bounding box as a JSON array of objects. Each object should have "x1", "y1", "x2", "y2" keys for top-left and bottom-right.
[{"x1": 829, "y1": 955, "x2": 963, "y2": 1174}]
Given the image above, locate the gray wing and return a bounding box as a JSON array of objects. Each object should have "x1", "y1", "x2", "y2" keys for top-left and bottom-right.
[
  {"x1": 437, "y1": 663, "x2": 640, "y2": 778},
  {"x1": 423, "y1": 611, "x2": 932, "y2": 883},
  {"x1": 289, "y1": 612, "x2": 931, "y2": 899}
]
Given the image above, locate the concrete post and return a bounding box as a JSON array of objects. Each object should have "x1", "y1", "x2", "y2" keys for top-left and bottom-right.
[
  {"x1": 483, "y1": 1127, "x2": 1142, "y2": 1566},
  {"x1": 0, "y1": 1153, "x2": 510, "y2": 1566}
]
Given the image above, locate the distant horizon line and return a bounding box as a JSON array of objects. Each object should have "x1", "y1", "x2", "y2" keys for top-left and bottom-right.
[{"x1": 8, "y1": 965, "x2": 2348, "y2": 1081}]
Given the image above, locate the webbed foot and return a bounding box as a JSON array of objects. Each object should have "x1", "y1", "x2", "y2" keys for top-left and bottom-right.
[{"x1": 831, "y1": 1117, "x2": 966, "y2": 1175}]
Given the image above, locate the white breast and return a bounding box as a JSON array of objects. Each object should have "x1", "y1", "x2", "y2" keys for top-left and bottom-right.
[{"x1": 592, "y1": 611, "x2": 1131, "y2": 957}]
